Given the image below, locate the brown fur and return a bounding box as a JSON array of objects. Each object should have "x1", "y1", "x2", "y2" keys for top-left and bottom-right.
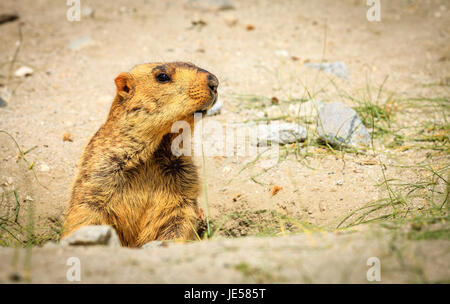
[{"x1": 61, "y1": 62, "x2": 218, "y2": 247}]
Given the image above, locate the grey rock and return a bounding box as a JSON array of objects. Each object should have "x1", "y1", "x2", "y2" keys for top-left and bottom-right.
[
  {"x1": 252, "y1": 122, "x2": 307, "y2": 146},
  {"x1": 69, "y1": 36, "x2": 95, "y2": 51},
  {"x1": 206, "y1": 97, "x2": 223, "y2": 116},
  {"x1": 142, "y1": 241, "x2": 164, "y2": 249},
  {"x1": 186, "y1": 0, "x2": 235, "y2": 11},
  {"x1": 0, "y1": 96, "x2": 7, "y2": 108},
  {"x1": 317, "y1": 102, "x2": 370, "y2": 148},
  {"x1": 60, "y1": 225, "x2": 121, "y2": 247},
  {"x1": 304, "y1": 62, "x2": 350, "y2": 80}
]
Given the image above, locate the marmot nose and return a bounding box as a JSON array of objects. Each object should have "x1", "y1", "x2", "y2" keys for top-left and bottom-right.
[{"x1": 206, "y1": 73, "x2": 218, "y2": 94}]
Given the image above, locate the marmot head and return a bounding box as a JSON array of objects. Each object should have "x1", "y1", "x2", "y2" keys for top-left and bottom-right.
[{"x1": 110, "y1": 62, "x2": 218, "y2": 130}]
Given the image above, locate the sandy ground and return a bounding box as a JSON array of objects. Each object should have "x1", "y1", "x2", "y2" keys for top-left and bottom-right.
[{"x1": 0, "y1": 0, "x2": 449, "y2": 283}]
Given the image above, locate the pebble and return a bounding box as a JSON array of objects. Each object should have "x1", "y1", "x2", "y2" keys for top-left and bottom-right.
[
  {"x1": 39, "y1": 163, "x2": 50, "y2": 172},
  {"x1": 186, "y1": 0, "x2": 235, "y2": 11},
  {"x1": 0, "y1": 96, "x2": 7, "y2": 108},
  {"x1": 222, "y1": 166, "x2": 231, "y2": 173},
  {"x1": 275, "y1": 50, "x2": 289, "y2": 57},
  {"x1": 317, "y1": 102, "x2": 370, "y2": 148},
  {"x1": 14, "y1": 66, "x2": 34, "y2": 77},
  {"x1": 304, "y1": 61, "x2": 350, "y2": 80},
  {"x1": 223, "y1": 15, "x2": 238, "y2": 26},
  {"x1": 60, "y1": 225, "x2": 121, "y2": 247},
  {"x1": 69, "y1": 36, "x2": 95, "y2": 51}
]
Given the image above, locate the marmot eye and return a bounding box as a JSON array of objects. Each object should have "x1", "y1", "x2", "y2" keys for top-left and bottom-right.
[{"x1": 156, "y1": 73, "x2": 171, "y2": 83}]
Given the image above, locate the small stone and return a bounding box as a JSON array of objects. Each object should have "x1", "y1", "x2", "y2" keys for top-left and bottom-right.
[
  {"x1": 60, "y1": 225, "x2": 121, "y2": 247},
  {"x1": 317, "y1": 102, "x2": 370, "y2": 148},
  {"x1": 186, "y1": 0, "x2": 234, "y2": 11},
  {"x1": 191, "y1": 19, "x2": 208, "y2": 28},
  {"x1": 246, "y1": 24, "x2": 255, "y2": 31},
  {"x1": 69, "y1": 36, "x2": 95, "y2": 51},
  {"x1": 39, "y1": 163, "x2": 50, "y2": 172},
  {"x1": 206, "y1": 97, "x2": 223, "y2": 116},
  {"x1": 271, "y1": 185, "x2": 283, "y2": 196},
  {"x1": 275, "y1": 50, "x2": 289, "y2": 57},
  {"x1": 3, "y1": 176, "x2": 14, "y2": 187},
  {"x1": 319, "y1": 203, "x2": 326, "y2": 212},
  {"x1": 336, "y1": 180, "x2": 344, "y2": 186},
  {"x1": 14, "y1": 66, "x2": 34, "y2": 77},
  {"x1": 223, "y1": 15, "x2": 238, "y2": 26},
  {"x1": 0, "y1": 96, "x2": 7, "y2": 108},
  {"x1": 252, "y1": 122, "x2": 307, "y2": 146},
  {"x1": 304, "y1": 62, "x2": 350, "y2": 80},
  {"x1": 0, "y1": 87, "x2": 11, "y2": 102},
  {"x1": 62, "y1": 132, "x2": 73, "y2": 142}
]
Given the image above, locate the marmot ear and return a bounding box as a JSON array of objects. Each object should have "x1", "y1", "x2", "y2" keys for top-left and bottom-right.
[{"x1": 114, "y1": 72, "x2": 135, "y2": 99}]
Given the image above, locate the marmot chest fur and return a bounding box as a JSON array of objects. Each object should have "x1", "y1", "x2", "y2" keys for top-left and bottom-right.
[{"x1": 62, "y1": 62, "x2": 218, "y2": 247}]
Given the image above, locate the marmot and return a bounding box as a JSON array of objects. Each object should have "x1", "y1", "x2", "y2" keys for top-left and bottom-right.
[{"x1": 61, "y1": 62, "x2": 218, "y2": 247}]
